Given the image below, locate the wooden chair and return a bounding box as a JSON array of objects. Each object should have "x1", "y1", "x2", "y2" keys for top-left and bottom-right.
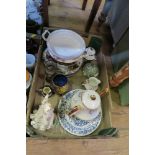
[
  {"x1": 82, "y1": 0, "x2": 88, "y2": 10},
  {"x1": 40, "y1": 0, "x2": 50, "y2": 26},
  {"x1": 48, "y1": 0, "x2": 88, "y2": 10},
  {"x1": 42, "y1": 0, "x2": 88, "y2": 27},
  {"x1": 42, "y1": 0, "x2": 101, "y2": 33},
  {"x1": 85, "y1": 0, "x2": 102, "y2": 33},
  {"x1": 82, "y1": 0, "x2": 103, "y2": 33}
]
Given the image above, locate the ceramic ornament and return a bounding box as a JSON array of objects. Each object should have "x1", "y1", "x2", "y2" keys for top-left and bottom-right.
[
  {"x1": 83, "y1": 47, "x2": 96, "y2": 61},
  {"x1": 83, "y1": 62, "x2": 99, "y2": 77},
  {"x1": 82, "y1": 77, "x2": 101, "y2": 91},
  {"x1": 30, "y1": 95, "x2": 55, "y2": 131}
]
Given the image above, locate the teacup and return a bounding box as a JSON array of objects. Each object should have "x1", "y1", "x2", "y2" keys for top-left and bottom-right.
[{"x1": 68, "y1": 90, "x2": 101, "y2": 120}]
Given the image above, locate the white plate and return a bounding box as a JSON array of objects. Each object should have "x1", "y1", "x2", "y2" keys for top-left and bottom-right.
[
  {"x1": 46, "y1": 47, "x2": 83, "y2": 63},
  {"x1": 71, "y1": 90, "x2": 101, "y2": 121},
  {"x1": 46, "y1": 29, "x2": 86, "y2": 60}
]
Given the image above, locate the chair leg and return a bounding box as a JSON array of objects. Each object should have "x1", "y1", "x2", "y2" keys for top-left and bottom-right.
[
  {"x1": 85, "y1": 0, "x2": 102, "y2": 33},
  {"x1": 42, "y1": 0, "x2": 49, "y2": 26},
  {"x1": 48, "y1": 0, "x2": 50, "y2": 5},
  {"x1": 82, "y1": 0, "x2": 88, "y2": 10},
  {"x1": 97, "y1": 12, "x2": 106, "y2": 28}
]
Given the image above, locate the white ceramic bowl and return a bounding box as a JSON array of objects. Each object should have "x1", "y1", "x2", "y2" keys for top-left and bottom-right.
[{"x1": 26, "y1": 54, "x2": 35, "y2": 69}]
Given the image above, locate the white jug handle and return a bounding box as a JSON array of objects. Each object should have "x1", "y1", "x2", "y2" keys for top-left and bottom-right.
[{"x1": 42, "y1": 30, "x2": 50, "y2": 41}]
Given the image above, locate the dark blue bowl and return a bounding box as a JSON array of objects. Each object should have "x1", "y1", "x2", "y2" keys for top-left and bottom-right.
[{"x1": 52, "y1": 74, "x2": 68, "y2": 87}]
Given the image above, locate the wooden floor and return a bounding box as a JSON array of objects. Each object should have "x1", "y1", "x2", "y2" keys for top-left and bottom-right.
[{"x1": 48, "y1": 0, "x2": 105, "y2": 34}]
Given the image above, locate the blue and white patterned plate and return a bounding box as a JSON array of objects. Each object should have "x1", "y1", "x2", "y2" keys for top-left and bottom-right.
[{"x1": 58, "y1": 89, "x2": 102, "y2": 136}]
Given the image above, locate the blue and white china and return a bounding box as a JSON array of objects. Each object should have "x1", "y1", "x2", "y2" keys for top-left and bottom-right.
[{"x1": 58, "y1": 89, "x2": 102, "y2": 136}]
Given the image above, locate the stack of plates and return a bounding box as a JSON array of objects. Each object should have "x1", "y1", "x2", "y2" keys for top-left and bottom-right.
[
  {"x1": 58, "y1": 89, "x2": 102, "y2": 136},
  {"x1": 43, "y1": 29, "x2": 86, "y2": 63}
]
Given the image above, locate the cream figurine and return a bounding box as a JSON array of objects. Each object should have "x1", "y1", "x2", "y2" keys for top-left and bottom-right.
[
  {"x1": 82, "y1": 77, "x2": 101, "y2": 91},
  {"x1": 30, "y1": 94, "x2": 55, "y2": 131}
]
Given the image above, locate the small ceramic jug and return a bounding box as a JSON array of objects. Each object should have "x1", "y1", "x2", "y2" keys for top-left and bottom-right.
[{"x1": 82, "y1": 77, "x2": 101, "y2": 91}]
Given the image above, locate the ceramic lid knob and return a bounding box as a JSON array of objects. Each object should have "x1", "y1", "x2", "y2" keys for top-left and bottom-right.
[{"x1": 82, "y1": 90, "x2": 101, "y2": 110}]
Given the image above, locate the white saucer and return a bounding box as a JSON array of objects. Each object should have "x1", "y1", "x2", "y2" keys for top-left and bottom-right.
[
  {"x1": 71, "y1": 90, "x2": 101, "y2": 121},
  {"x1": 58, "y1": 89, "x2": 102, "y2": 136}
]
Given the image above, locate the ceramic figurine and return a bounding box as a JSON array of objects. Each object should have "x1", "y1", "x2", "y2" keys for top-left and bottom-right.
[
  {"x1": 82, "y1": 77, "x2": 101, "y2": 91},
  {"x1": 83, "y1": 47, "x2": 96, "y2": 60},
  {"x1": 30, "y1": 94, "x2": 55, "y2": 131},
  {"x1": 83, "y1": 62, "x2": 99, "y2": 77}
]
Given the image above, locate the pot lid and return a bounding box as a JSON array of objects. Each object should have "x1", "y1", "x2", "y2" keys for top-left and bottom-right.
[
  {"x1": 45, "y1": 29, "x2": 86, "y2": 60},
  {"x1": 82, "y1": 90, "x2": 101, "y2": 110}
]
